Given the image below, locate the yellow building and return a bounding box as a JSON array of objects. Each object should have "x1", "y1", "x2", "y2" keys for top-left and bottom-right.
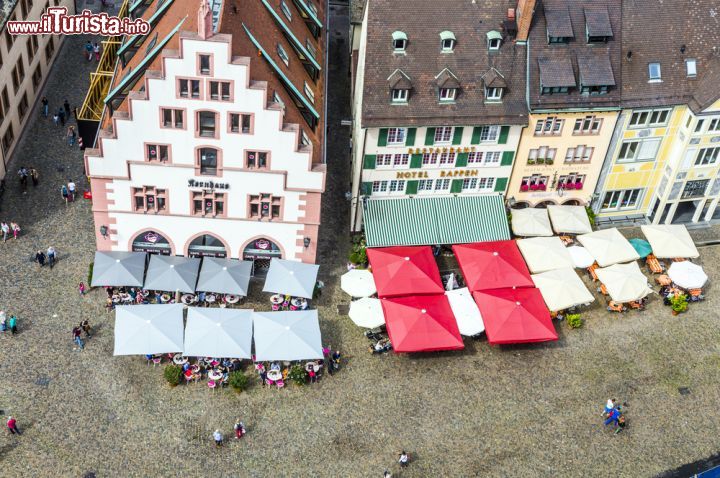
[{"x1": 510, "y1": 111, "x2": 619, "y2": 208}]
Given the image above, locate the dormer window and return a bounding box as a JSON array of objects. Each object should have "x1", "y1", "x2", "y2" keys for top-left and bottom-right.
[
  {"x1": 439, "y1": 31, "x2": 456, "y2": 52},
  {"x1": 387, "y1": 69, "x2": 412, "y2": 104},
  {"x1": 439, "y1": 88, "x2": 456, "y2": 102},
  {"x1": 584, "y1": 6, "x2": 613, "y2": 43},
  {"x1": 648, "y1": 62, "x2": 662, "y2": 82},
  {"x1": 545, "y1": 5, "x2": 573, "y2": 44},
  {"x1": 485, "y1": 87, "x2": 503, "y2": 101},
  {"x1": 538, "y1": 57, "x2": 575, "y2": 95},
  {"x1": 392, "y1": 31, "x2": 407, "y2": 52},
  {"x1": 578, "y1": 54, "x2": 615, "y2": 96},
  {"x1": 392, "y1": 88, "x2": 408, "y2": 103},
  {"x1": 481, "y1": 68, "x2": 506, "y2": 103},
  {"x1": 486, "y1": 31, "x2": 502, "y2": 51}
]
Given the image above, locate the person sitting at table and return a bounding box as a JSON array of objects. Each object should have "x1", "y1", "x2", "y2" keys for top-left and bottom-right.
[
  {"x1": 105, "y1": 298, "x2": 114, "y2": 312},
  {"x1": 129, "y1": 288, "x2": 137, "y2": 300},
  {"x1": 154, "y1": 291, "x2": 162, "y2": 303},
  {"x1": 198, "y1": 291, "x2": 206, "y2": 306},
  {"x1": 270, "y1": 362, "x2": 281, "y2": 372},
  {"x1": 300, "y1": 300, "x2": 309, "y2": 311},
  {"x1": 182, "y1": 362, "x2": 190, "y2": 372}
]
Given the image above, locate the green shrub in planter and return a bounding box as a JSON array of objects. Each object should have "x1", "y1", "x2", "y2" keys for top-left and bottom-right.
[
  {"x1": 566, "y1": 313, "x2": 583, "y2": 329},
  {"x1": 670, "y1": 294, "x2": 688, "y2": 315},
  {"x1": 288, "y1": 364, "x2": 307, "y2": 386},
  {"x1": 228, "y1": 371, "x2": 249, "y2": 392},
  {"x1": 88, "y1": 262, "x2": 94, "y2": 287},
  {"x1": 164, "y1": 365, "x2": 183, "y2": 387}
]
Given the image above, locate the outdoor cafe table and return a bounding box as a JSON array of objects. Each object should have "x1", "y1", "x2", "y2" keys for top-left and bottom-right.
[
  {"x1": 208, "y1": 370, "x2": 223, "y2": 381},
  {"x1": 173, "y1": 354, "x2": 188, "y2": 365},
  {"x1": 225, "y1": 294, "x2": 241, "y2": 304},
  {"x1": 291, "y1": 298, "x2": 308, "y2": 309},
  {"x1": 270, "y1": 294, "x2": 283, "y2": 305},
  {"x1": 181, "y1": 294, "x2": 197, "y2": 305},
  {"x1": 205, "y1": 294, "x2": 216, "y2": 304},
  {"x1": 267, "y1": 370, "x2": 282, "y2": 381}
]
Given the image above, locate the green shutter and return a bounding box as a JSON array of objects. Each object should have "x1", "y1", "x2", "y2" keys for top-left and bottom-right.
[
  {"x1": 361, "y1": 182, "x2": 373, "y2": 195},
  {"x1": 364, "y1": 154, "x2": 377, "y2": 169},
  {"x1": 405, "y1": 128, "x2": 416, "y2": 146},
  {"x1": 500, "y1": 151, "x2": 515, "y2": 166},
  {"x1": 451, "y1": 179, "x2": 464, "y2": 193},
  {"x1": 378, "y1": 128, "x2": 388, "y2": 146},
  {"x1": 471, "y1": 127, "x2": 481, "y2": 144},
  {"x1": 406, "y1": 180, "x2": 418, "y2": 195},
  {"x1": 494, "y1": 177, "x2": 508, "y2": 192},
  {"x1": 425, "y1": 127, "x2": 436, "y2": 145},
  {"x1": 498, "y1": 125, "x2": 510, "y2": 144},
  {"x1": 455, "y1": 152, "x2": 468, "y2": 167},
  {"x1": 452, "y1": 127, "x2": 464, "y2": 145},
  {"x1": 410, "y1": 154, "x2": 423, "y2": 168}
]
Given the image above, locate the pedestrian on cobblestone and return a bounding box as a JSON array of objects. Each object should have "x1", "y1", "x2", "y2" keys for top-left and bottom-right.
[
  {"x1": 78, "y1": 282, "x2": 86, "y2": 296},
  {"x1": 1, "y1": 222, "x2": 8, "y2": 242},
  {"x1": 0, "y1": 311, "x2": 6, "y2": 332},
  {"x1": 63, "y1": 99, "x2": 71, "y2": 118},
  {"x1": 80, "y1": 319, "x2": 92, "y2": 338},
  {"x1": 18, "y1": 166, "x2": 28, "y2": 192},
  {"x1": 10, "y1": 222, "x2": 20, "y2": 240},
  {"x1": 233, "y1": 419, "x2": 245, "y2": 439},
  {"x1": 213, "y1": 429, "x2": 223, "y2": 447},
  {"x1": 58, "y1": 108, "x2": 66, "y2": 126},
  {"x1": 61, "y1": 184, "x2": 69, "y2": 204},
  {"x1": 35, "y1": 250, "x2": 46, "y2": 267},
  {"x1": 72, "y1": 326, "x2": 84, "y2": 349},
  {"x1": 53, "y1": 112, "x2": 59, "y2": 125},
  {"x1": 47, "y1": 246, "x2": 56, "y2": 269},
  {"x1": 93, "y1": 42, "x2": 100, "y2": 61},
  {"x1": 67, "y1": 126, "x2": 76, "y2": 147},
  {"x1": 67, "y1": 180, "x2": 76, "y2": 202},
  {"x1": 85, "y1": 41, "x2": 93, "y2": 61},
  {"x1": 30, "y1": 167, "x2": 38, "y2": 186},
  {"x1": 41, "y1": 96, "x2": 49, "y2": 117},
  {"x1": 8, "y1": 315, "x2": 17, "y2": 334},
  {"x1": 6, "y1": 417, "x2": 20, "y2": 435}
]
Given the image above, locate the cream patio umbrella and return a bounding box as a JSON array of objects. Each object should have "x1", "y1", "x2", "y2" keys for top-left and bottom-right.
[
  {"x1": 341, "y1": 269, "x2": 377, "y2": 298},
  {"x1": 641, "y1": 225, "x2": 700, "y2": 259},
  {"x1": 348, "y1": 297, "x2": 385, "y2": 328},
  {"x1": 531, "y1": 268, "x2": 595, "y2": 312},
  {"x1": 516, "y1": 236, "x2": 575, "y2": 273},
  {"x1": 547, "y1": 205, "x2": 593, "y2": 234},
  {"x1": 595, "y1": 262, "x2": 653, "y2": 303},
  {"x1": 578, "y1": 228, "x2": 640, "y2": 267},
  {"x1": 668, "y1": 261, "x2": 708, "y2": 289},
  {"x1": 445, "y1": 287, "x2": 485, "y2": 336},
  {"x1": 510, "y1": 208, "x2": 553, "y2": 237},
  {"x1": 567, "y1": 246, "x2": 595, "y2": 268}
]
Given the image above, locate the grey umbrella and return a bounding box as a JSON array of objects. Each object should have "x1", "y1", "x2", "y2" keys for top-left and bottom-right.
[
  {"x1": 144, "y1": 254, "x2": 200, "y2": 293},
  {"x1": 262, "y1": 258, "x2": 319, "y2": 299},
  {"x1": 252, "y1": 310, "x2": 323, "y2": 361},
  {"x1": 91, "y1": 251, "x2": 147, "y2": 287},
  {"x1": 113, "y1": 304, "x2": 184, "y2": 355},
  {"x1": 196, "y1": 257, "x2": 252, "y2": 295}
]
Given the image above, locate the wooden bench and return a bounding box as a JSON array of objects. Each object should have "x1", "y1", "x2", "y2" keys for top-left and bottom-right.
[
  {"x1": 646, "y1": 255, "x2": 664, "y2": 274},
  {"x1": 587, "y1": 263, "x2": 599, "y2": 281}
]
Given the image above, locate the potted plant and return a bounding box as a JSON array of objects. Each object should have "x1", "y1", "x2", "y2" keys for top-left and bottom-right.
[
  {"x1": 566, "y1": 313, "x2": 583, "y2": 329},
  {"x1": 287, "y1": 364, "x2": 307, "y2": 386},
  {"x1": 164, "y1": 365, "x2": 183, "y2": 387},
  {"x1": 545, "y1": 159, "x2": 554, "y2": 165},
  {"x1": 228, "y1": 371, "x2": 249, "y2": 393},
  {"x1": 670, "y1": 294, "x2": 688, "y2": 315}
]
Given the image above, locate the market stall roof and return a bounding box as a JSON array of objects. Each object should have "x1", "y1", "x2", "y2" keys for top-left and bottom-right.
[
  {"x1": 668, "y1": 261, "x2": 708, "y2": 289},
  {"x1": 91, "y1": 251, "x2": 147, "y2": 287},
  {"x1": 262, "y1": 259, "x2": 319, "y2": 299},
  {"x1": 567, "y1": 245, "x2": 595, "y2": 268},
  {"x1": 452, "y1": 241, "x2": 534, "y2": 291},
  {"x1": 144, "y1": 254, "x2": 200, "y2": 293},
  {"x1": 252, "y1": 310, "x2": 323, "y2": 361},
  {"x1": 348, "y1": 297, "x2": 385, "y2": 329},
  {"x1": 531, "y1": 268, "x2": 595, "y2": 312},
  {"x1": 341, "y1": 269, "x2": 377, "y2": 298},
  {"x1": 113, "y1": 304, "x2": 184, "y2": 356},
  {"x1": 516, "y1": 237, "x2": 574, "y2": 273},
  {"x1": 445, "y1": 287, "x2": 485, "y2": 336},
  {"x1": 381, "y1": 295, "x2": 464, "y2": 353},
  {"x1": 547, "y1": 205, "x2": 593, "y2": 234},
  {"x1": 363, "y1": 195, "x2": 510, "y2": 247},
  {"x1": 367, "y1": 246, "x2": 444, "y2": 298},
  {"x1": 510, "y1": 208, "x2": 553, "y2": 237},
  {"x1": 183, "y1": 308, "x2": 253, "y2": 359},
  {"x1": 641, "y1": 225, "x2": 700, "y2": 259},
  {"x1": 578, "y1": 228, "x2": 640, "y2": 267},
  {"x1": 595, "y1": 262, "x2": 653, "y2": 303},
  {"x1": 196, "y1": 257, "x2": 252, "y2": 295},
  {"x1": 472, "y1": 288, "x2": 557, "y2": 345}
]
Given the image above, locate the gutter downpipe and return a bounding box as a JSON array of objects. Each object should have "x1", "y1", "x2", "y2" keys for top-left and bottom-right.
[{"x1": 322, "y1": 0, "x2": 329, "y2": 165}]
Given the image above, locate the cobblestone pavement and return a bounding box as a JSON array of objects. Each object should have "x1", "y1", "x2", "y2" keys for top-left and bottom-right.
[{"x1": 2, "y1": 6, "x2": 720, "y2": 478}]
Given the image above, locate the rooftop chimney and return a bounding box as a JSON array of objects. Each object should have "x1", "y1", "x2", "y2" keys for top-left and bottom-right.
[
  {"x1": 197, "y1": 0, "x2": 213, "y2": 40},
  {"x1": 516, "y1": 0, "x2": 537, "y2": 43}
]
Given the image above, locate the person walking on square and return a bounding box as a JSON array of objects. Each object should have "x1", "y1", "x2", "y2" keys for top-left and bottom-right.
[
  {"x1": 93, "y1": 42, "x2": 100, "y2": 61},
  {"x1": 604, "y1": 407, "x2": 620, "y2": 427},
  {"x1": 53, "y1": 111, "x2": 59, "y2": 125},
  {"x1": 398, "y1": 451, "x2": 409, "y2": 468},
  {"x1": 67, "y1": 180, "x2": 76, "y2": 202},
  {"x1": 213, "y1": 429, "x2": 223, "y2": 447},
  {"x1": 10, "y1": 222, "x2": 20, "y2": 240},
  {"x1": 6, "y1": 417, "x2": 20, "y2": 435},
  {"x1": 41, "y1": 96, "x2": 49, "y2": 117},
  {"x1": 18, "y1": 166, "x2": 28, "y2": 192},
  {"x1": 80, "y1": 319, "x2": 92, "y2": 338},
  {"x1": 8, "y1": 315, "x2": 17, "y2": 334},
  {"x1": 233, "y1": 419, "x2": 245, "y2": 439},
  {"x1": 602, "y1": 398, "x2": 616, "y2": 417},
  {"x1": 35, "y1": 249, "x2": 46, "y2": 267},
  {"x1": 85, "y1": 41, "x2": 93, "y2": 61},
  {"x1": 63, "y1": 99, "x2": 71, "y2": 118},
  {"x1": 30, "y1": 167, "x2": 39, "y2": 186},
  {"x1": 47, "y1": 246, "x2": 56, "y2": 269},
  {"x1": 72, "y1": 326, "x2": 84, "y2": 349},
  {"x1": 0, "y1": 312, "x2": 6, "y2": 332},
  {"x1": 58, "y1": 107, "x2": 66, "y2": 126},
  {"x1": 1, "y1": 222, "x2": 8, "y2": 242},
  {"x1": 67, "y1": 126, "x2": 76, "y2": 146},
  {"x1": 61, "y1": 184, "x2": 69, "y2": 204},
  {"x1": 78, "y1": 282, "x2": 86, "y2": 296}
]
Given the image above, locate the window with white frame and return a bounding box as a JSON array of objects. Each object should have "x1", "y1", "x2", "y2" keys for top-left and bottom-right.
[
  {"x1": 483, "y1": 151, "x2": 501, "y2": 166},
  {"x1": 528, "y1": 146, "x2": 556, "y2": 164},
  {"x1": 462, "y1": 178, "x2": 477, "y2": 190},
  {"x1": 695, "y1": 147, "x2": 720, "y2": 166},
  {"x1": 439, "y1": 152, "x2": 456, "y2": 166},
  {"x1": 434, "y1": 178, "x2": 451, "y2": 192},
  {"x1": 439, "y1": 88, "x2": 457, "y2": 102},
  {"x1": 573, "y1": 115, "x2": 603, "y2": 134},
  {"x1": 520, "y1": 175, "x2": 549, "y2": 191},
  {"x1": 558, "y1": 173, "x2": 586, "y2": 190},
  {"x1": 601, "y1": 189, "x2": 643, "y2": 211},
  {"x1": 485, "y1": 87, "x2": 503, "y2": 101},
  {"x1": 467, "y1": 152, "x2": 483, "y2": 164},
  {"x1": 694, "y1": 120, "x2": 705, "y2": 133},
  {"x1": 304, "y1": 82, "x2": 315, "y2": 103},
  {"x1": 371, "y1": 181, "x2": 388, "y2": 193},
  {"x1": 628, "y1": 109, "x2": 670, "y2": 128},
  {"x1": 535, "y1": 117, "x2": 564, "y2": 135},
  {"x1": 564, "y1": 145, "x2": 594, "y2": 163},
  {"x1": 375, "y1": 154, "x2": 393, "y2": 168},
  {"x1": 434, "y1": 126, "x2": 453, "y2": 143},
  {"x1": 709, "y1": 118, "x2": 720, "y2": 132},
  {"x1": 273, "y1": 92, "x2": 285, "y2": 108},
  {"x1": 478, "y1": 125, "x2": 500, "y2": 142},
  {"x1": 440, "y1": 32, "x2": 455, "y2": 52},
  {"x1": 422, "y1": 152, "x2": 439, "y2": 167},
  {"x1": 418, "y1": 179, "x2": 433, "y2": 192},
  {"x1": 478, "y1": 177, "x2": 495, "y2": 190},
  {"x1": 648, "y1": 62, "x2": 661, "y2": 82},
  {"x1": 392, "y1": 154, "x2": 410, "y2": 167},
  {"x1": 389, "y1": 180, "x2": 405, "y2": 193},
  {"x1": 392, "y1": 31, "x2": 407, "y2": 51},
  {"x1": 277, "y1": 44, "x2": 290, "y2": 66},
  {"x1": 391, "y1": 88, "x2": 408, "y2": 103},
  {"x1": 280, "y1": 0, "x2": 292, "y2": 20},
  {"x1": 617, "y1": 138, "x2": 661, "y2": 163},
  {"x1": 488, "y1": 38, "x2": 501, "y2": 50},
  {"x1": 387, "y1": 127, "x2": 407, "y2": 145}
]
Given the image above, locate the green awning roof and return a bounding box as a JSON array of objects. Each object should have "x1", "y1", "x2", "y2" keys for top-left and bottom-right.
[{"x1": 363, "y1": 195, "x2": 510, "y2": 247}]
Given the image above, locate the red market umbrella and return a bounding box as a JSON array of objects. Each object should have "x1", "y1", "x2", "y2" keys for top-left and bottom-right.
[
  {"x1": 367, "y1": 246, "x2": 444, "y2": 298},
  {"x1": 452, "y1": 241, "x2": 534, "y2": 291},
  {"x1": 381, "y1": 295, "x2": 464, "y2": 353},
  {"x1": 472, "y1": 288, "x2": 557, "y2": 345}
]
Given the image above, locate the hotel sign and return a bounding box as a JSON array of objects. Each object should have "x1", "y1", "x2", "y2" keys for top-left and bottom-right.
[
  {"x1": 188, "y1": 179, "x2": 230, "y2": 190},
  {"x1": 395, "y1": 169, "x2": 480, "y2": 179}
]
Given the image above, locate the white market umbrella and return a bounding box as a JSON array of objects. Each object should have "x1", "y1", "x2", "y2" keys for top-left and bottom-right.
[
  {"x1": 91, "y1": 251, "x2": 147, "y2": 287},
  {"x1": 348, "y1": 297, "x2": 385, "y2": 328},
  {"x1": 445, "y1": 287, "x2": 484, "y2": 336},
  {"x1": 531, "y1": 268, "x2": 595, "y2": 312},
  {"x1": 578, "y1": 228, "x2": 640, "y2": 267},
  {"x1": 511, "y1": 208, "x2": 553, "y2": 237},
  {"x1": 668, "y1": 261, "x2": 708, "y2": 289},
  {"x1": 113, "y1": 304, "x2": 184, "y2": 355},
  {"x1": 253, "y1": 310, "x2": 323, "y2": 361},
  {"x1": 567, "y1": 246, "x2": 595, "y2": 269},
  {"x1": 641, "y1": 225, "x2": 700, "y2": 259},
  {"x1": 595, "y1": 262, "x2": 653, "y2": 303},
  {"x1": 547, "y1": 205, "x2": 593, "y2": 234},
  {"x1": 183, "y1": 308, "x2": 253, "y2": 359},
  {"x1": 262, "y1": 258, "x2": 319, "y2": 299},
  {"x1": 144, "y1": 254, "x2": 201, "y2": 293},
  {"x1": 196, "y1": 257, "x2": 252, "y2": 295},
  {"x1": 341, "y1": 269, "x2": 377, "y2": 298},
  {"x1": 516, "y1": 237, "x2": 574, "y2": 273}
]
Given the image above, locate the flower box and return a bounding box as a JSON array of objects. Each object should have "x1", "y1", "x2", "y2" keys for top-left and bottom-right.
[
  {"x1": 520, "y1": 184, "x2": 529, "y2": 192},
  {"x1": 575, "y1": 182, "x2": 584, "y2": 189},
  {"x1": 538, "y1": 184, "x2": 547, "y2": 191},
  {"x1": 563, "y1": 183, "x2": 574, "y2": 190},
  {"x1": 530, "y1": 184, "x2": 539, "y2": 191}
]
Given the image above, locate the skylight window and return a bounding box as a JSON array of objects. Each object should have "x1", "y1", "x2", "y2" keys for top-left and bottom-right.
[
  {"x1": 648, "y1": 62, "x2": 662, "y2": 82},
  {"x1": 686, "y1": 59, "x2": 697, "y2": 77}
]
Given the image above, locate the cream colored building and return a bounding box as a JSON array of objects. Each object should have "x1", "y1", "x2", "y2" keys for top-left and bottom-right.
[{"x1": 0, "y1": 0, "x2": 75, "y2": 179}]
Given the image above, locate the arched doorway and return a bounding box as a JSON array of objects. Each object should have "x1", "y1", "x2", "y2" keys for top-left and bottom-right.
[
  {"x1": 132, "y1": 230, "x2": 172, "y2": 255},
  {"x1": 188, "y1": 234, "x2": 227, "y2": 258},
  {"x1": 562, "y1": 199, "x2": 582, "y2": 206},
  {"x1": 242, "y1": 238, "x2": 283, "y2": 275},
  {"x1": 535, "y1": 200, "x2": 556, "y2": 209},
  {"x1": 513, "y1": 201, "x2": 531, "y2": 209}
]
